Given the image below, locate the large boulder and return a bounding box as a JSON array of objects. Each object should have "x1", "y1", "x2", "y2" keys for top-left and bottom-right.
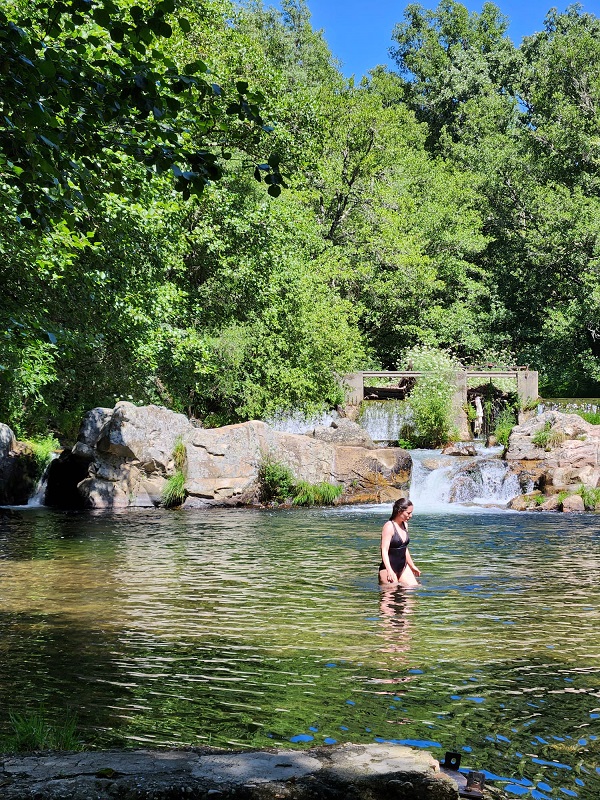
[
  {"x1": 0, "y1": 423, "x2": 39, "y2": 505},
  {"x1": 0, "y1": 422, "x2": 16, "y2": 459},
  {"x1": 310, "y1": 418, "x2": 376, "y2": 449},
  {"x1": 0, "y1": 423, "x2": 18, "y2": 504},
  {"x1": 506, "y1": 411, "x2": 600, "y2": 491},
  {"x1": 46, "y1": 405, "x2": 412, "y2": 510}
]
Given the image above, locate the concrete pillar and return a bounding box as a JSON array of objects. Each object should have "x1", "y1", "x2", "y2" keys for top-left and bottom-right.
[
  {"x1": 343, "y1": 373, "x2": 364, "y2": 405},
  {"x1": 452, "y1": 371, "x2": 472, "y2": 441},
  {"x1": 517, "y1": 371, "x2": 539, "y2": 405}
]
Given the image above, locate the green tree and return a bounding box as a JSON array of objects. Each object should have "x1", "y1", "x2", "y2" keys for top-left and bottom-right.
[{"x1": 0, "y1": 0, "x2": 282, "y2": 226}]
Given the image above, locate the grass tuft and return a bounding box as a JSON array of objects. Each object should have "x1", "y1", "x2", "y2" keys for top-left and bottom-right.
[
  {"x1": 162, "y1": 471, "x2": 186, "y2": 508},
  {"x1": 1, "y1": 707, "x2": 81, "y2": 752},
  {"x1": 576, "y1": 411, "x2": 600, "y2": 425},
  {"x1": 291, "y1": 480, "x2": 343, "y2": 507},
  {"x1": 532, "y1": 422, "x2": 566, "y2": 450},
  {"x1": 172, "y1": 436, "x2": 187, "y2": 472},
  {"x1": 577, "y1": 484, "x2": 600, "y2": 510}
]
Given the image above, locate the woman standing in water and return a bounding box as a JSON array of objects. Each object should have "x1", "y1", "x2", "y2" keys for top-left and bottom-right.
[{"x1": 379, "y1": 498, "x2": 421, "y2": 587}]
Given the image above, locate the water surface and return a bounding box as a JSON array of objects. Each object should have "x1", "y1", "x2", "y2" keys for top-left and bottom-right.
[{"x1": 0, "y1": 506, "x2": 599, "y2": 800}]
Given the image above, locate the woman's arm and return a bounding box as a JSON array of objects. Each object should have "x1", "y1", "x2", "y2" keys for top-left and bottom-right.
[
  {"x1": 380, "y1": 522, "x2": 397, "y2": 582},
  {"x1": 405, "y1": 548, "x2": 421, "y2": 576}
]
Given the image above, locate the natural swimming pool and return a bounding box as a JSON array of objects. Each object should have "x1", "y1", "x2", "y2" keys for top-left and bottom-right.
[{"x1": 0, "y1": 505, "x2": 598, "y2": 800}]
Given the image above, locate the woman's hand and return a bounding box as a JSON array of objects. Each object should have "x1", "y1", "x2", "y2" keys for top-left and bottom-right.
[
  {"x1": 410, "y1": 565, "x2": 421, "y2": 577},
  {"x1": 386, "y1": 570, "x2": 397, "y2": 583}
]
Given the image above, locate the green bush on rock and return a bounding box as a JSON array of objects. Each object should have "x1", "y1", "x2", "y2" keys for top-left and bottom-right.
[
  {"x1": 258, "y1": 455, "x2": 342, "y2": 506},
  {"x1": 493, "y1": 408, "x2": 516, "y2": 447}
]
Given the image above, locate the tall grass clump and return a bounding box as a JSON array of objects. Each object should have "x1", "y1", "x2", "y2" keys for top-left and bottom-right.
[
  {"x1": 162, "y1": 436, "x2": 187, "y2": 508},
  {"x1": 532, "y1": 421, "x2": 566, "y2": 450},
  {"x1": 292, "y1": 480, "x2": 343, "y2": 506},
  {"x1": 1, "y1": 707, "x2": 81, "y2": 752},
  {"x1": 403, "y1": 346, "x2": 460, "y2": 448},
  {"x1": 493, "y1": 407, "x2": 516, "y2": 446},
  {"x1": 162, "y1": 471, "x2": 186, "y2": 508},
  {"x1": 577, "y1": 484, "x2": 600, "y2": 510}
]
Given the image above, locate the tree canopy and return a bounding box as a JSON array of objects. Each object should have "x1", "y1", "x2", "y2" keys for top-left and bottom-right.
[{"x1": 3, "y1": 0, "x2": 600, "y2": 436}]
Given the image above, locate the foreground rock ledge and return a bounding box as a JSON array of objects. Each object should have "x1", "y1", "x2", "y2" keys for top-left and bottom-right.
[{"x1": 0, "y1": 743, "x2": 459, "y2": 800}]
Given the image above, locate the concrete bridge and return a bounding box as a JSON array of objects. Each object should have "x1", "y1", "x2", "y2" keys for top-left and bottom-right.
[
  {"x1": 343, "y1": 369, "x2": 539, "y2": 439},
  {"x1": 343, "y1": 369, "x2": 538, "y2": 406}
]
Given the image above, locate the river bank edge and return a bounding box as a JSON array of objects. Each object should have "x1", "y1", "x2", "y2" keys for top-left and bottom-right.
[{"x1": 0, "y1": 741, "x2": 498, "y2": 800}]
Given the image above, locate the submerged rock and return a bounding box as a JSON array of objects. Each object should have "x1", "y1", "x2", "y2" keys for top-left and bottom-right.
[{"x1": 441, "y1": 443, "x2": 477, "y2": 457}]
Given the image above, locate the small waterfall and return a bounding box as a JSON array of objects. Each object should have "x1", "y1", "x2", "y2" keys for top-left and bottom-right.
[
  {"x1": 265, "y1": 409, "x2": 339, "y2": 435},
  {"x1": 359, "y1": 400, "x2": 411, "y2": 445},
  {"x1": 28, "y1": 453, "x2": 58, "y2": 507},
  {"x1": 409, "y1": 447, "x2": 520, "y2": 511}
]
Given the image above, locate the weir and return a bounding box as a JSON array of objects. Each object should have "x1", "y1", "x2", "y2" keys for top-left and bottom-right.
[{"x1": 345, "y1": 368, "x2": 539, "y2": 443}]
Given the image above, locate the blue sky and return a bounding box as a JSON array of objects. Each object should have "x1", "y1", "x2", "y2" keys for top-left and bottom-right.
[{"x1": 296, "y1": 1, "x2": 600, "y2": 78}]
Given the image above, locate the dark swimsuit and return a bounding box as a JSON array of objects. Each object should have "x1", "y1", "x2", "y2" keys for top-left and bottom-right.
[{"x1": 379, "y1": 521, "x2": 410, "y2": 577}]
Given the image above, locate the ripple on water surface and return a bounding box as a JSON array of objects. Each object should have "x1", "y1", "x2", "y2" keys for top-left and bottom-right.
[{"x1": 0, "y1": 506, "x2": 599, "y2": 798}]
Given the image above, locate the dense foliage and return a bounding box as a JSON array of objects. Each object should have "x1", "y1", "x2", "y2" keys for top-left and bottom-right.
[{"x1": 3, "y1": 0, "x2": 600, "y2": 437}]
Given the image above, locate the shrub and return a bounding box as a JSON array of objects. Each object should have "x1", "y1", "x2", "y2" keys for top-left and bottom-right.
[
  {"x1": 577, "y1": 484, "x2": 600, "y2": 510},
  {"x1": 258, "y1": 456, "x2": 297, "y2": 503},
  {"x1": 532, "y1": 422, "x2": 566, "y2": 450},
  {"x1": 403, "y1": 346, "x2": 460, "y2": 448},
  {"x1": 493, "y1": 408, "x2": 516, "y2": 447},
  {"x1": 162, "y1": 471, "x2": 186, "y2": 508},
  {"x1": 292, "y1": 480, "x2": 343, "y2": 506},
  {"x1": 258, "y1": 455, "x2": 343, "y2": 506},
  {"x1": 1, "y1": 707, "x2": 81, "y2": 752}
]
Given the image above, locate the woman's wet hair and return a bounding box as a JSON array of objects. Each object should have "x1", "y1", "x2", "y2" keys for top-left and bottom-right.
[{"x1": 390, "y1": 497, "x2": 413, "y2": 520}]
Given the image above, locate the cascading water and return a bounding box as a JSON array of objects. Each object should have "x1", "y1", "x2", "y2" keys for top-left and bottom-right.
[
  {"x1": 409, "y1": 446, "x2": 520, "y2": 512},
  {"x1": 264, "y1": 409, "x2": 340, "y2": 435},
  {"x1": 28, "y1": 453, "x2": 58, "y2": 507},
  {"x1": 358, "y1": 400, "x2": 411, "y2": 444}
]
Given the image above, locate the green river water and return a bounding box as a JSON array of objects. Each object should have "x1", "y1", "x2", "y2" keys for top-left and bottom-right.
[{"x1": 0, "y1": 505, "x2": 599, "y2": 800}]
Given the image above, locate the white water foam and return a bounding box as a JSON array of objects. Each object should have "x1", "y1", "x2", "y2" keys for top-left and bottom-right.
[
  {"x1": 265, "y1": 409, "x2": 339, "y2": 435},
  {"x1": 27, "y1": 452, "x2": 58, "y2": 507},
  {"x1": 409, "y1": 447, "x2": 520, "y2": 513}
]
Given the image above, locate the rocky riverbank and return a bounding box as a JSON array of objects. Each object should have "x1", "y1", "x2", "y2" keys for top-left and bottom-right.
[
  {"x1": 36, "y1": 403, "x2": 411, "y2": 510},
  {"x1": 0, "y1": 743, "x2": 463, "y2": 800},
  {"x1": 505, "y1": 410, "x2": 600, "y2": 511}
]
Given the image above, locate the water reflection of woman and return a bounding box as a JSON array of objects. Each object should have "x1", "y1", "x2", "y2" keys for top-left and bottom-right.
[
  {"x1": 378, "y1": 498, "x2": 421, "y2": 587},
  {"x1": 378, "y1": 584, "x2": 415, "y2": 657}
]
